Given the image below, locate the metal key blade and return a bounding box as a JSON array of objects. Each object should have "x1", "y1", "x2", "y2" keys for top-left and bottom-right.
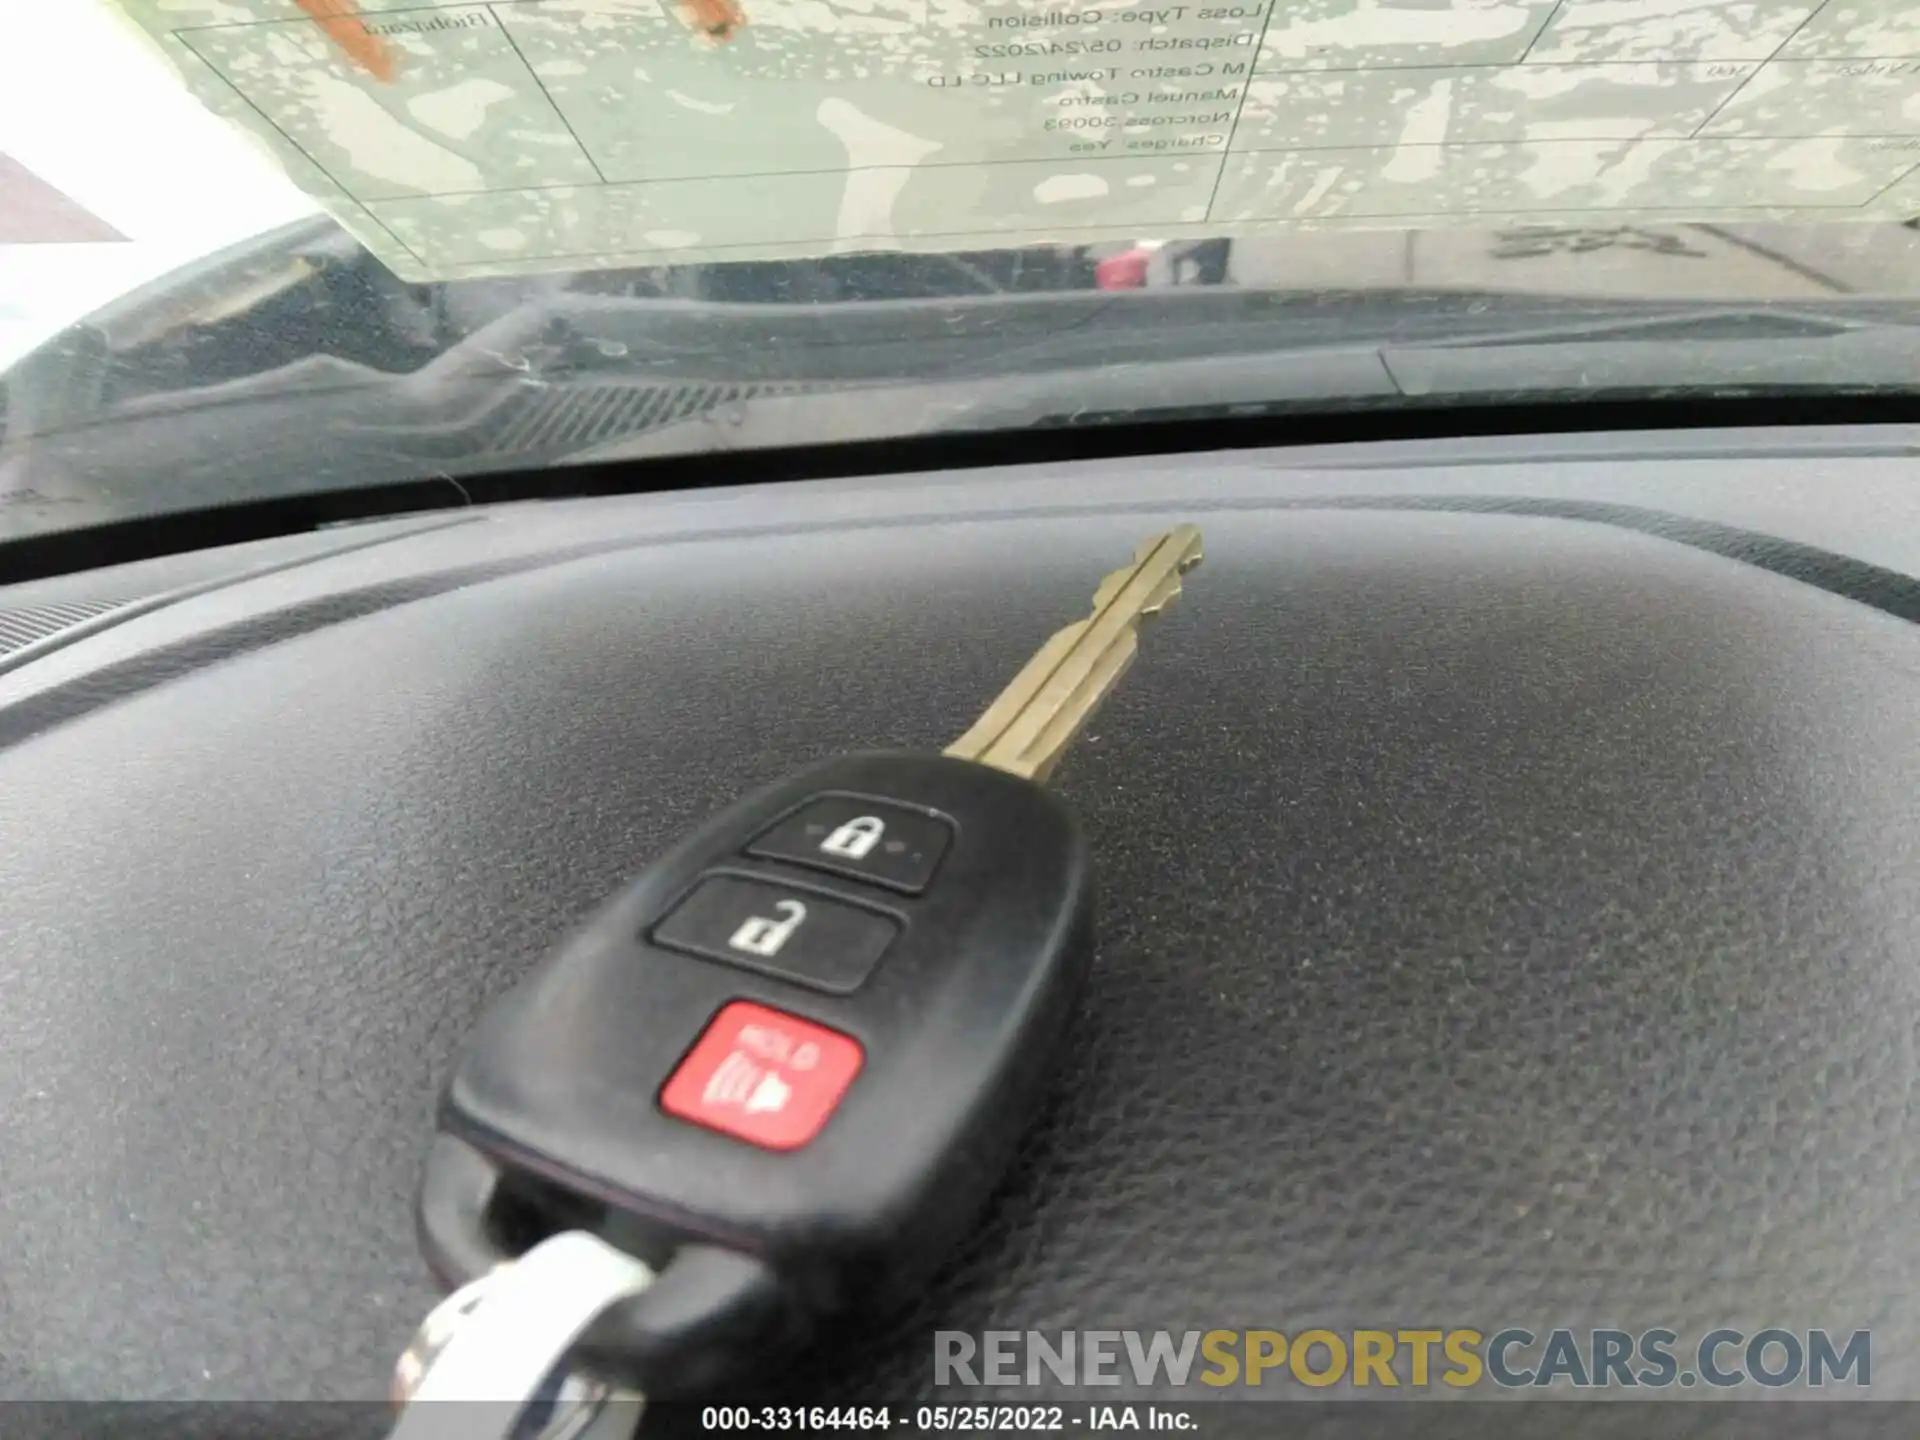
[{"x1": 945, "y1": 524, "x2": 1203, "y2": 783}]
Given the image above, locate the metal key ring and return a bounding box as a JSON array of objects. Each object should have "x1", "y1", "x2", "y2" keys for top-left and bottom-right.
[{"x1": 389, "y1": 1231, "x2": 654, "y2": 1440}]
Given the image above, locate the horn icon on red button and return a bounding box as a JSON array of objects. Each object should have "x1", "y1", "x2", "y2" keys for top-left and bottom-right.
[{"x1": 661, "y1": 1001, "x2": 863, "y2": 1150}]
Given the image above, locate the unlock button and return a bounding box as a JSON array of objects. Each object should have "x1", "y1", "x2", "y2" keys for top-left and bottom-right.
[
  {"x1": 652, "y1": 876, "x2": 899, "y2": 993},
  {"x1": 747, "y1": 796, "x2": 954, "y2": 894}
]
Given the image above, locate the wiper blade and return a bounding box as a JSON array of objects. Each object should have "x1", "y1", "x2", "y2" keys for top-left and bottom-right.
[
  {"x1": 579, "y1": 303, "x2": 1920, "y2": 458},
  {"x1": 7, "y1": 287, "x2": 1919, "y2": 539},
  {"x1": 1375, "y1": 303, "x2": 1920, "y2": 401}
]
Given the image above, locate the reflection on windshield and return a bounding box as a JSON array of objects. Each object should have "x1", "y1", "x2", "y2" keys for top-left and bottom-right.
[
  {"x1": 4, "y1": 0, "x2": 1920, "y2": 547},
  {"x1": 89, "y1": 0, "x2": 1920, "y2": 289},
  {"x1": 4, "y1": 212, "x2": 1920, "y2": 542}
]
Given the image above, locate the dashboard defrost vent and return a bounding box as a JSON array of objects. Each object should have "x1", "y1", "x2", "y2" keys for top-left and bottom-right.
[
  {"x1": 0, "y1": 599, "x2": 125, "y2": 658},
  {"x1": 485, "y1": 381, "x2": 819, "y2": 456}
]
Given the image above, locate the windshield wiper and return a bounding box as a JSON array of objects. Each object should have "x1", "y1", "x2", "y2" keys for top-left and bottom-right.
[
  {"x1": 571, "y1": 301, "x2": 1920, "y2": 459},
  {"x1": 6, "y1": 287, "x2": 1919, "y2": 539}
]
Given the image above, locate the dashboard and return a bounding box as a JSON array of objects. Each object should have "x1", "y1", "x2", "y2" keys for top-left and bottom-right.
[{"x1": 3, "y1": 425, "x2": 1920, "y2": 1429}]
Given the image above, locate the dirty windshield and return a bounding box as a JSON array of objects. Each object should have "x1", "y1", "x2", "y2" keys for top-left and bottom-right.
[{"x1": 3, "y1": 0, "x2": 1918, "y2": 541}]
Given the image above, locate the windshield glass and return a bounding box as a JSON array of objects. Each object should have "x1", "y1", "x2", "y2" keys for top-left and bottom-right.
[{"x1": 5, "y1": 0, "x2": 1918, "y2": 543}]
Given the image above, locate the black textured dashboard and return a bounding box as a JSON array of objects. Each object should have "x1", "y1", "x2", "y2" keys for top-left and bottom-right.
[{"x1": 4, "y1": 427, "x2": 1920, "y2": 1434}]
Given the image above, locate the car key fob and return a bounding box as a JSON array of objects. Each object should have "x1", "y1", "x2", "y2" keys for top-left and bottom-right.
[
  {"x1": 410, "y1": 526, "x2": 1203, "y2": 1398},
  {"x1": 419, "y1": 751, "x2": 1091, "y2": 1392}
]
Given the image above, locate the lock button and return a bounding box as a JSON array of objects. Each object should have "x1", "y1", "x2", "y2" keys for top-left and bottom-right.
[
  {"x1": 651, "y1": 875, "x2": 899, "y2": 993},
  {"x1": 746, "y1": 796, "x2": 955, "y2": 894}
]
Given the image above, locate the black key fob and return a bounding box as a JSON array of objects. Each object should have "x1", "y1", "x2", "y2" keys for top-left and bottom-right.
[{"x1": 417, "y1": 750, "x2": 1093, "y2": 1394}]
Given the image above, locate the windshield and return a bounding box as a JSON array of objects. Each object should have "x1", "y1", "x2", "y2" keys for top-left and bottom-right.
[{"x1": 4, "y1": 0, "x2": 1919, "y2": 544}]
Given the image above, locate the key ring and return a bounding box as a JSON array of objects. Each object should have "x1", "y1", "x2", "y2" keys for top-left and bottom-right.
[{"x1": 389, "y1": 1231, "x2": 654, "y2": 1440}]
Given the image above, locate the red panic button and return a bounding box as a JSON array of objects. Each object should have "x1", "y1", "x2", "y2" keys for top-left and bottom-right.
[{"x1": 660, "y1": 1001, "x2": 864, "y2": 1151}]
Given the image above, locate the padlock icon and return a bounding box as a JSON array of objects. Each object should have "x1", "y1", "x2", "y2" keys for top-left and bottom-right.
[
  {"x1": 820, "y1": 816, "x2": 885, "y2": 861},
  {"x1": 728, "y1": 899, "x2": 807, "y2": 957}
]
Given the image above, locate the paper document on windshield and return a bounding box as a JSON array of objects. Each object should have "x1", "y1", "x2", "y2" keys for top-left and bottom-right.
[{"x1": 108, "y1": 0, "x2": 1920, "y2": 283}]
